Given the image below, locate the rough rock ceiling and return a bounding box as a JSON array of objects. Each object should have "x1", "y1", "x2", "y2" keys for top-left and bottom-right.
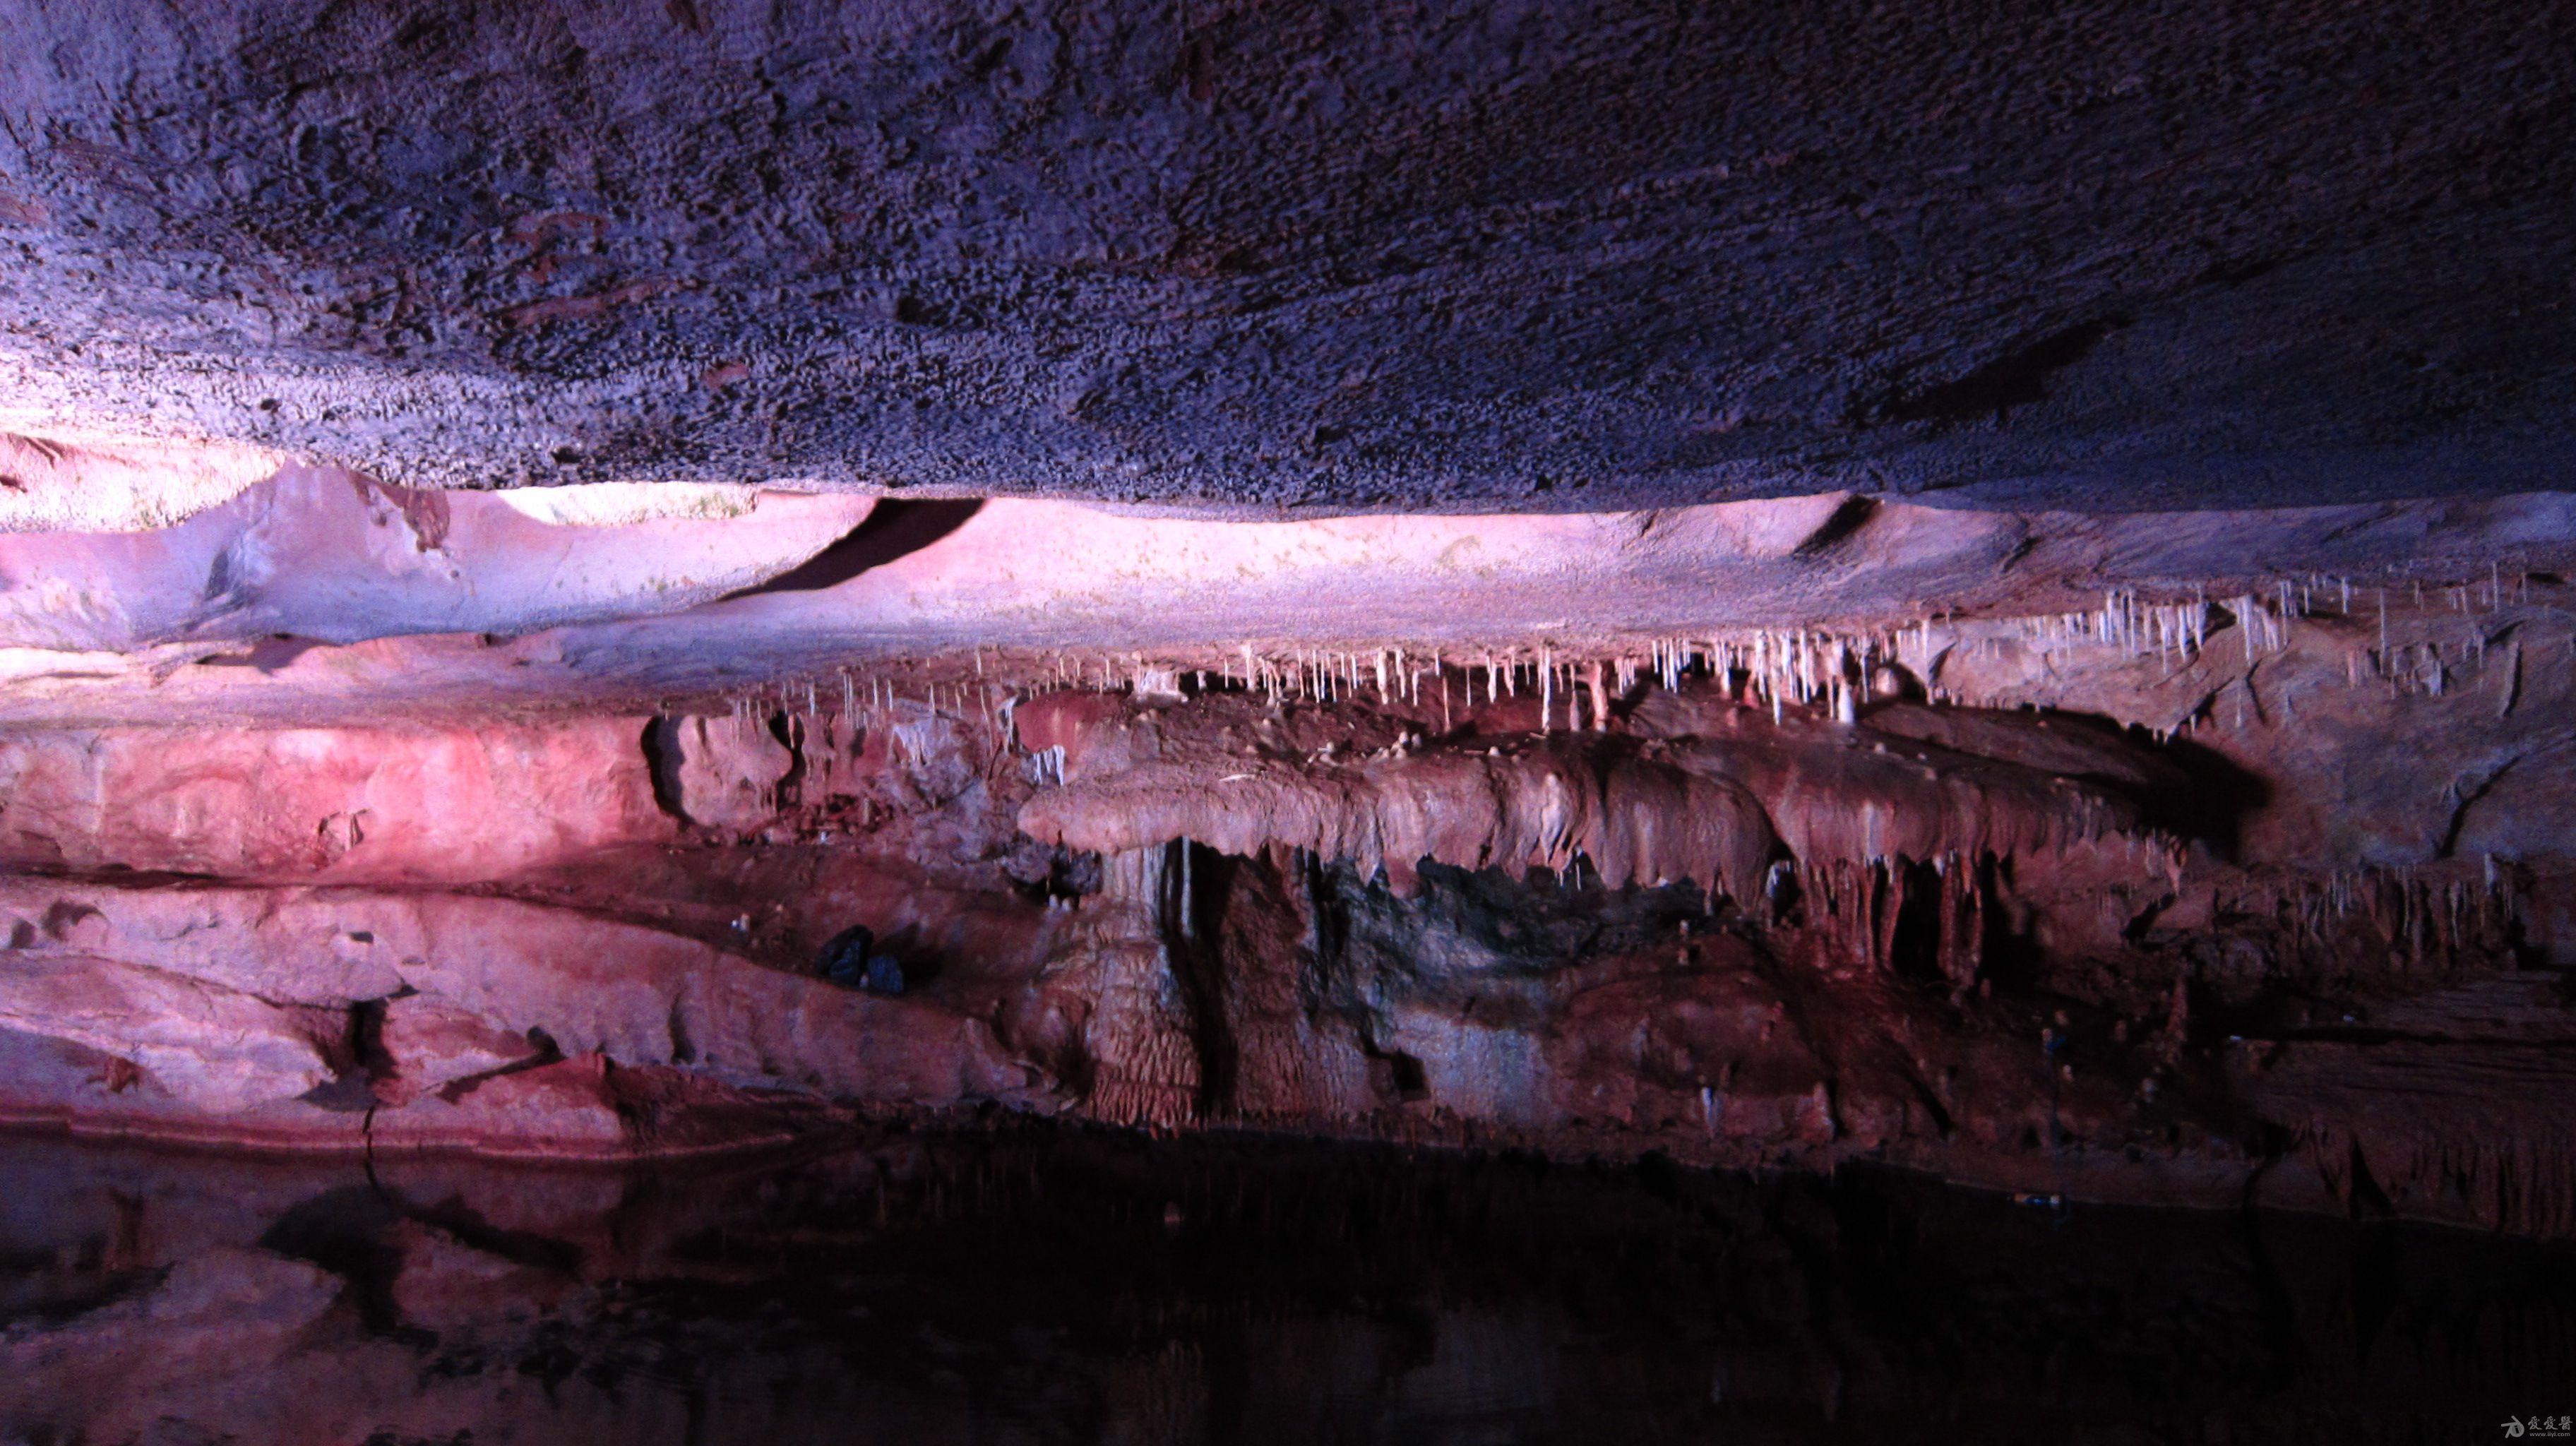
[{"x1": 2, "y1": 0, "x2": 2571, "y2": 512}]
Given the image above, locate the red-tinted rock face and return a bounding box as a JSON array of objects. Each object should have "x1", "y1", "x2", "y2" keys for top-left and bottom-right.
[
  {"x1": 0, "y1": 461, "x2": 2560, "y2": 1243},
  {"x1": 1018, "y1": 687, "x2": 2162, "y2": 902},
  {"x1": 0, "y1": 952, "x2": 333, "y2": 1110},
  {"x1": 1009, "y1": 620, "x2": 2572, "y2": 1238},
  {"x1": 374, "y1": 994, "x2": 542, "y2": 1104},
  {"x1": 0, "y1": 718, "x2": 671, "y2": 883},
  {"x1": 0, "y1": 876, "x2": 1043, "y2": 1142},
  {"x1": 1, "y1": 590, "x2": 2569, "y2": 1239},
  {"x1": 0, "y1": 3, "x2": 2569, "y2": 1298},
  {"x1": 648, "y1": 712, "x2": 795, "y2": 832}
]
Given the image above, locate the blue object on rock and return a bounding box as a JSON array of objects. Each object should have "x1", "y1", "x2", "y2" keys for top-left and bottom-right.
[
  {"x1": 818, "y1": 926, "x2": 874, "y2": 988},
  {"x1": 861, "y1": 955, "x2": 905, "y2": 996}
]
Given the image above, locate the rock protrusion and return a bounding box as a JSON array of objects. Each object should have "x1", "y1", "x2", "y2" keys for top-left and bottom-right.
[{"x1": 649, "y1": 714, "x2": 794, "y2": 831}]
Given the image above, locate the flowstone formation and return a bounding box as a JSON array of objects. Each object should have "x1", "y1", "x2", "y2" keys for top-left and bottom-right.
[{"x1": 0, "y1": 449, "x2": 2569, "y2": 1239}]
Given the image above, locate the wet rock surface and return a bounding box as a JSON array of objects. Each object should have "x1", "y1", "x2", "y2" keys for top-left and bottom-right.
[{"x1": 0, "y1": 1127, "x2": 2568, "y2": 1445}]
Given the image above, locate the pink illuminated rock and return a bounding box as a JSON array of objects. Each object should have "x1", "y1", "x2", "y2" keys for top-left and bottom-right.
[
  {"x1": 0, "y1": 490, "x2": 2567, "y2": 730},
  {"x1": 0, "y1": 880, "x2": 410, "y2": 1003},
  {"x1": 650, "y1": 712, "x2": 794, "y2": 831},
  {"x1": 0, "y1": 430, "x2": 283, "y2": 532},
  {"x1": 0, "y1": 952, "x2": 332, "y2": 1109},
  {"x1": 0, "y1": 880, "x2": 1040, "y2": 1113},
  {"x1": 0, "y1": 426, "x2": 2559, "y2": 1245},
  {"x1": 0, "y1": 462, "x2": 873, "y2": 651},
  {"x1": 0, "y1": 717, "x2": 671, "y2": 883},
  {"x1": 1017, "y1": 687, "x2": 2161, "y2": 902},
  {"x1": 369, "y1": 1056, "x2": 632, "y2": 1154},
  {"x1": 376, "y1": 993, "x2": 542, "y2": 1104},
  {"x1": 364, "y1": 1054, "x2": 847, "y2": 1159}
]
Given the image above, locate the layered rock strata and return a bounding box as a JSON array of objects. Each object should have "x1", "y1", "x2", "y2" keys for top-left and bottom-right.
[{"x1": 0, "y1": 568, "x2": 2567, "y2": 1237}]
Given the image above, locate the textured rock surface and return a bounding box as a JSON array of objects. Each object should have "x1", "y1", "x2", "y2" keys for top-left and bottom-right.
[
  {"x1": 0, "y1": 717, "x2": 672, "y2": 881},
  {"x1": 1, "y1": 1, "x2": 2571, "y2": 512},
  {"x1": 0, "y1": 952, "x2": 332, "y2": 1109},
  {"x1": 0, "y1": 2, "x2": 2570, "y2": 1249},
  {"x1": 374, "y1": 993, "x2": 542, "y2": 1103},
  {"x1": 0, "y1": 877, "x2": 1042, "y2": 1126},
  {"x1": 0, "y1": 462, "x2": 870, "y2": 650},
  {"x1": 649, "y1": 712, "x2": 795, "y2": 832},
  {"x1": 3, "y1": 592, "x2": 2565, "y2": 1239},
  {"x1": 1018, "y1": 684, "x2": 2167, "y2": 900},
  {"x1": 0, "y1": 487, "x2": 2567, "y2": 727}
]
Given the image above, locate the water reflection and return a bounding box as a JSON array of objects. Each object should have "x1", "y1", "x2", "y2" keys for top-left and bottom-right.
[{"x1": 0, "y1": 1125, "x2": 2568, "y2": 1444}]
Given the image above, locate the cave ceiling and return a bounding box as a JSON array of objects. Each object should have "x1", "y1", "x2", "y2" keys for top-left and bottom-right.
[{"x1": 1, "y1": 0, "x2": 2569, "y2": 515}]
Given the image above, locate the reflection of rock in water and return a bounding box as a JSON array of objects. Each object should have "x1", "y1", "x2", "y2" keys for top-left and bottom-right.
[{"x1": 0, "y1": 1127, "x2": 2570, "y2": 1445}]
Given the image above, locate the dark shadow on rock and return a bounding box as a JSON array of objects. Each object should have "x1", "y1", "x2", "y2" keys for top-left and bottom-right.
[
  {"x1": 257, "y1": 1185, "x2": 411, "y2": 1333},
  {"x1": 2146, "y1": 734, "x2": 2272, "y2": 861},
  {"x1": 724, "y1": 498, "x2": 984, "y2": 597},
  {"x1": 1878, "y1": 313, "x2": 2132, "y2": 429},
  {"x1": 640, "y1": 717, "x2": 686, "y2": 820},
  {"x1": 1792, "y1": 494, "x2": 1880, "y2": 556},
  {"x1": 2017, "y1": 706, "x2": 2270, "y2": 858},
  {"x1": 194, "y1": 635, "x2": 327, "y2": 674}
]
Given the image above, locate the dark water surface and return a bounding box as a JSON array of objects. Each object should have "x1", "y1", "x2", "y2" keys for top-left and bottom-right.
[{"x1": 0, "y1": 1125, "x2": 2568, "y2": 1445}]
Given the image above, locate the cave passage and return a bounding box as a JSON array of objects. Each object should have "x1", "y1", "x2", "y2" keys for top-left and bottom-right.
[{"x1": 4, "y1": 1, "x2": 2575, "y2": 1438}]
